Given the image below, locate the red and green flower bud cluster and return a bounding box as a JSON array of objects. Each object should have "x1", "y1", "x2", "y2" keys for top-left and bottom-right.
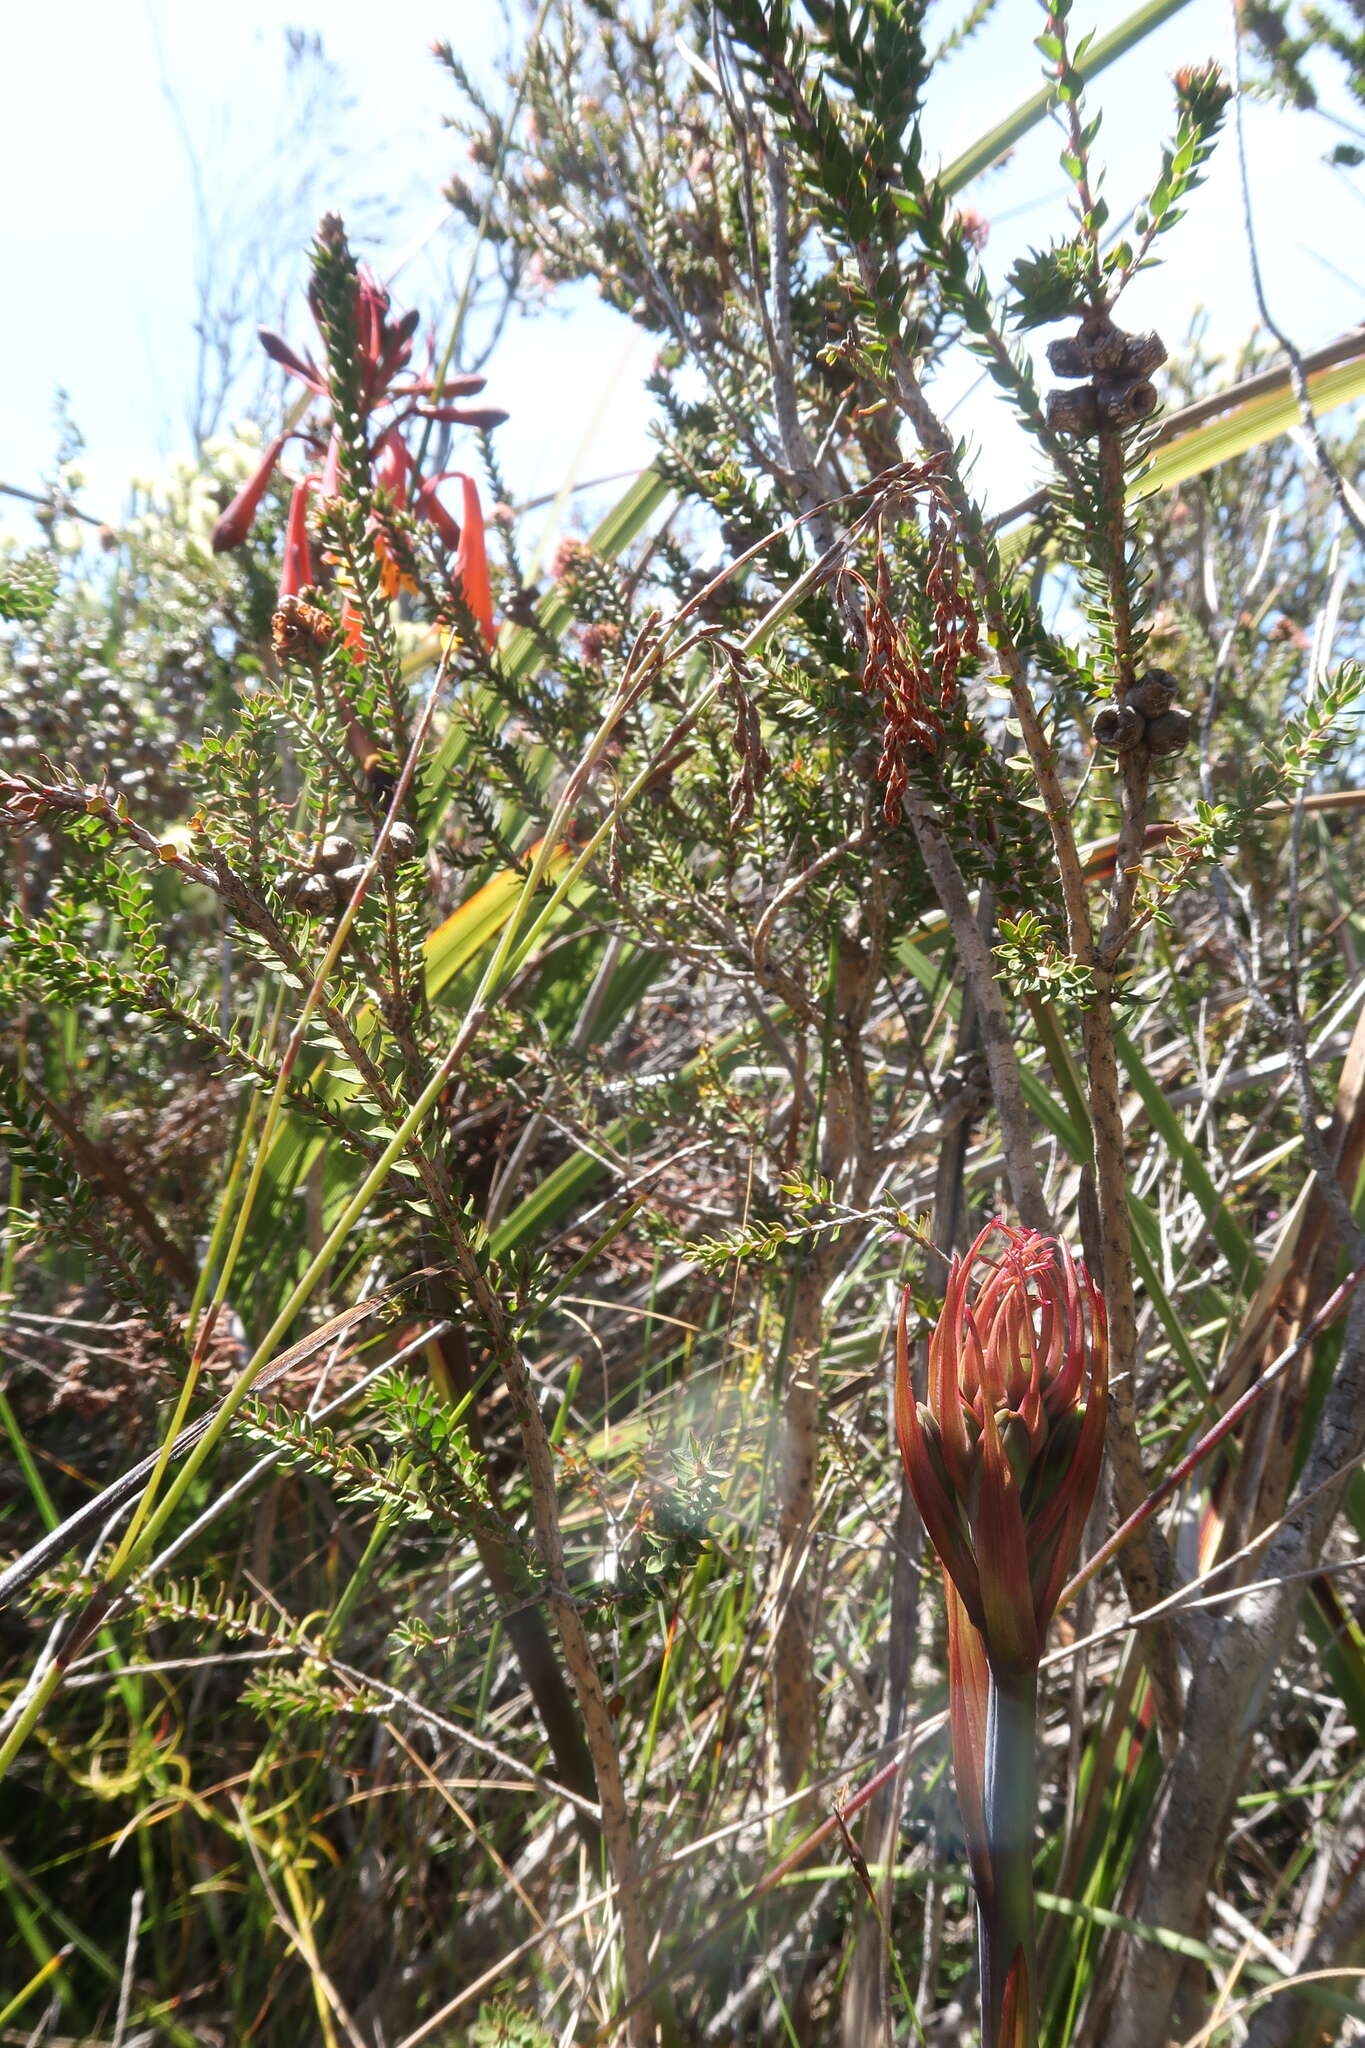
[
  {"x1": 896, "y1": 1222, "x2": 1108, "y2": 1674},
  {"x1": 211, "y1": 262, "x2": 501, "y2": 643}
]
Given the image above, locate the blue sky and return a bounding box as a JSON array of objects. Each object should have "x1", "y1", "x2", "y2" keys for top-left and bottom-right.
[{"x1": 2, "y1": 0, "x2": 1361, "y2": 544}]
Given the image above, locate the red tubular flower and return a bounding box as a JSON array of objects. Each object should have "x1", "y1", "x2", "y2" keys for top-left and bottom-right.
[
  {"x1": 257, "y1": 327, "x2": 325, "y2": 393},
  {"x1": 318, "y1": 429, "x2": 343, "y2": 506},
  {"x1": 413, "y1": 475, "x2": 463, "y2": 554},
  {"x1": 340, "y1": 597, "x2": 368, "y2": 665},
  {"x1": 401, "y1": 370, "x2": 488, "y2": 402},
  {"x1": 279, "y1": 479, "x2": 316, "y2": 602},
  {"x1": 379, "y1": 305, "x2": 422, "y2": 384},
  {"x1": 373, "y1": 426, "x2": 412, "y2": 506},
  {"x1": 211, "y1": 432, "x2": 290, "y2": 553},
  {"x1": 416, "y1": 403, "x2": 510, "y2": 430},
  {"x1": 896, "y1": 1222, "x2": 1108, "y2": 1676},
  {"x1": 217, "y1": 250, "x2": 504, "y2": 656},
  {"x1": 371, "y1": 429, "x2": 417, "y2": 598},
  {"x1": 451, "y1": 473, "x2": 494, "y2": 645}
]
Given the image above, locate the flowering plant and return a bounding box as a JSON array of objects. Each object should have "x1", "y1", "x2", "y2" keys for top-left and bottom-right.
[
  {"x1": 896, "y1": 1222, "x2": 1108, "y2": 1672},
  {"x1": 897, "y1": 1223, "x2": 1108, "y2": 2046},
  {"x1": 210, "y1": 229, "x2": 501, "y2": 641}
]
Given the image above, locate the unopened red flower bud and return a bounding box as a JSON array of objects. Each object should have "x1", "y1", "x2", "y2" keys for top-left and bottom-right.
[{"x1": 896, "y1": 1222, "x2": 1108, "y2": 1675}]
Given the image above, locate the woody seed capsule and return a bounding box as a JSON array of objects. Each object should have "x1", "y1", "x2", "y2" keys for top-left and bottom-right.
[
  {"x1": 1128, "y1": 669, "x2": 1178, "y2": 719},
  {"x1": 1144, "y1": 706, "x2": 1193, "y2": 756},
  {"x1": 318, "y1": 834, "x2": 358, "y2": 872},
  {"x1": 295, "y1": 873, "x2": 335, "y2": 913},
  {"x1": 1094, "y1": 376, "x2": 1159, "y2": 429},
  {"x1": 329, "y1": 863, "x2": 368, "y2": 903},
  {"x1": 1045, "y1": 386, "x2": 1101, "y2": 437},
  {"x1": 1119, "y1": 331, "x2": 1168, "y2": 378},
  {"x1": 378, "y1": 821, "x2": 418, "y2": 867},
  {"x1": 1092, "y1": 704, "x2": 1145, "y2": 751}
]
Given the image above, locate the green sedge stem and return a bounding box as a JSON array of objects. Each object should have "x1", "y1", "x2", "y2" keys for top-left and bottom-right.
[{"x1": 981, "y1": 1661, "x2": 1039, "y2": 2048}]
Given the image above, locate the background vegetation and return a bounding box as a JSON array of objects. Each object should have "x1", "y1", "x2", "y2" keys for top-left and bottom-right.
[{"x1": 2, "y1": 3, "x2": 1365, "y2": 2043}]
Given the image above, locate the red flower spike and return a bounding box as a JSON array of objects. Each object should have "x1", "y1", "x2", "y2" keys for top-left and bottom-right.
[
  {"x1": 243, "y1": 251, "x2": 507, "y2": 618},
  {"x1": 212, "y1": 432, "x2": 289, "y2": 553},
  {"x1": 452, "y1": 473, "x2": 494, "y2": 645},
  {"x1": 279, "y1": 480, "x2": 316, "y2": 602},
  {"x1": 896, "y1": 1221, "x2": 1107, "y2": 1675}
]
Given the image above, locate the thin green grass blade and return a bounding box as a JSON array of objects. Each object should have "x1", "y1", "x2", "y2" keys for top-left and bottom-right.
[
  {"x1": 0, "y1": 1947, "x2": 76, "y2": 2030},
  {"x1": 1304, "y1": 1568, "x2": 1365, "y2": 1745},
  {"x1": 1026, "y1": 995, "x2": 1092, "y2": 1144}
]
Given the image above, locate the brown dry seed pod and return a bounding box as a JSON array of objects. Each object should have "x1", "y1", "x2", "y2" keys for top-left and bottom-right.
[
  {"x1": 378, "y1": 822, "x2": 418, "y2": 867},
  {"x1": 1144, "y1": 706, "x2": 1193, "y2": 756},
  {"x1": 1048, "y1": 326, "x2": 1131, "y2": 377},
  {"x1": 1046, "y1": 386, "x2": 1102, "y2": 436},
  {"x1": 1120, "y1": 331, "x2": 1167, "y2": 378},
  {"x1": 1074, "y1": 317, "x2": 1130, "y2": 373},
  {"x1": 271, "y1": 596, "x2": 333, "y2": 660},
  {"x1": 295, "y1": 873, "x2": 335, "y2": 913},
  {"x1": 318, "y1": 834, "x2": 358, "y2": 872},
  {"x1": 1094, "y1": 376, "x2": 1160, "y2": 428},
  {"x1": 1128, "y1": 669, "x2": 1179, "y2": 719},
  {"x1": 329, "y1": 863, "x2": 369, "y2": 902},
  {"x1": 1046, "y1": 337, "x2": 1090, "y2": 379},
  {"x1": 1092, "y1": 704, "x2": 1146, "y2": 751}
]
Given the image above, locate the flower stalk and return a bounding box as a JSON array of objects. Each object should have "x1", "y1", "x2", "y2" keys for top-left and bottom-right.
[{"x1": 896, "y1": 1221, "x2": 1108, "y2": 2046}]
